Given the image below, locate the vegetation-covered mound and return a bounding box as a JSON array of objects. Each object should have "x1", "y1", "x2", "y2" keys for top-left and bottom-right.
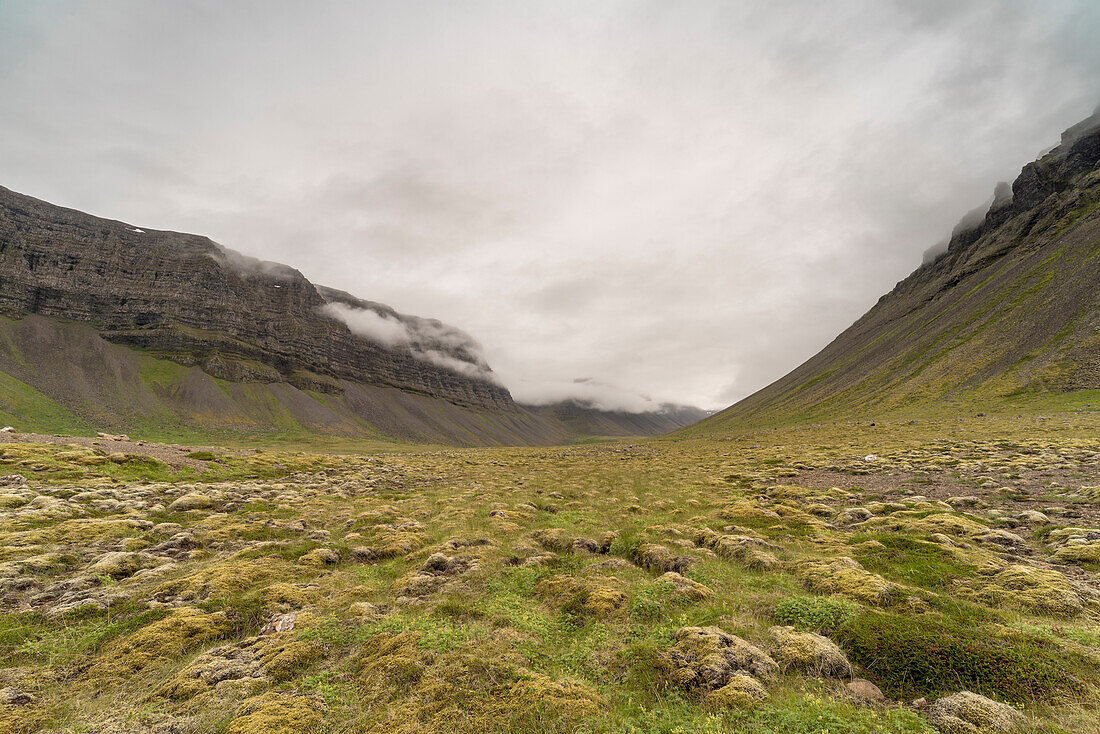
[{"x1": 2, "y1": 412, "x2": 1100, "y2": 732}]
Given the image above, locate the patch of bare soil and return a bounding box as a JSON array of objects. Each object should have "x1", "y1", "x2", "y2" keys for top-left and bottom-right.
[
  {"x1": 796, "y1": 468, "x2": 1100, "y2": 525},
  {"x1": 0, "y1": 431, "x2": 247, "y2": 470}
]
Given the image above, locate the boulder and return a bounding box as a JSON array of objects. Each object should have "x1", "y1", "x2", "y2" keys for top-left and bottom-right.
[
  {"x1": 971, "y1": 529, "x2": 1028, "y2": 552},
  {"x1": 835, "y1": 507, "x2": 873, "y2": 524},
  {"x1": 0, "y1": 493, "x2": 30, "y2": 509},
  {"x1": 704, "y1": 672, "x2": 768, "y2": 708},
  {"x1": 87, "y1": 551, "x2": 157, "y2": 579},
  {"x1": 261, "y1": 613, "x2": 297, "y2": 635},
  {"x1": 664, "y1": 626, "x2": 778, "y2": 689},
  {"x1": 846, "y1": 678, "x2": 885, "y2": 704},
  {"x1": 767, "y1": 625, "x2": 852, "y2": 677},
  {"x1": 925, "y1": 691, "x2": 1026, "y2": 734}
]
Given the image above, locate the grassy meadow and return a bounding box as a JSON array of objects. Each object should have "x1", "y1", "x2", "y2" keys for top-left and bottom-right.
[{"x1": 2, "y1": 407, "x2": 1100, "y2": 733}]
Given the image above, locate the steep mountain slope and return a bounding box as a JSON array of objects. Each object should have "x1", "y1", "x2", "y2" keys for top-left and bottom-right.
[
  {"x1": 0, "y1": 185, "x2": 507, "y2": 408},
  {"x1": 0, "y1": 187, "x2": 566, "y2": 444},
  {"x1": 0, "y1": 186, "x2": 703, "y2": 444},
  {"x1": 696, "y1": 109, "x2": 1100, "y2": 431},
  {"x1": 0, "y1": 312, "x2": 577, "y2": 445}
]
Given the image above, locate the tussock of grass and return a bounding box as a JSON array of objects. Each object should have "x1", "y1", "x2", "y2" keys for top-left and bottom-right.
[{"x1": 5, "y1": 412, "x2": 1100, "y2": 732}]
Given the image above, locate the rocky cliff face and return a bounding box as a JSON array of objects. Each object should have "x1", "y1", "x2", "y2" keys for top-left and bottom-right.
[
  {"x1": 0, "y1": 186, "x2": 511, "y2": 409},
  {"x1": 695, "y1": 109, "x2": 1100, "y2": 431}
]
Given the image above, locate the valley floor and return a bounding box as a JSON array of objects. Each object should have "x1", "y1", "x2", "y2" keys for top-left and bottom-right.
[{"x1": 3, "y1": 411, "x2": 1100, "y2": 733}]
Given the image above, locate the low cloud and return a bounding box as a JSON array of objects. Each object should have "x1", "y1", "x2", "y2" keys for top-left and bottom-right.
[
  {"x1": 509, "y1": 377, "x2": 674, "y2": 414},
  {"x1": 208, "y1": 243, "x2": 302, "y2": 282},
  {"x1": 923, "y1": 180, "x2": 1015, "y2": 264},
  {"x1": 321, "y1": 301, "x2": 496, "y2": 382},
  {"x1": 323, "y1": 303, "x2": 409, "y2": 346}
]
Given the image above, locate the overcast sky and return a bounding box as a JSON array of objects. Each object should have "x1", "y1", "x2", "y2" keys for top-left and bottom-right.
[{"x1": 2, "y1": 1, "x2": 1098, "y2": 411}]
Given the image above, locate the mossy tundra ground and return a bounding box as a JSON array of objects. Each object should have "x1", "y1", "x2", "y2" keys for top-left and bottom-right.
[{"x1": 2, "y1": 410, "x2": 1100, "y2": 733}]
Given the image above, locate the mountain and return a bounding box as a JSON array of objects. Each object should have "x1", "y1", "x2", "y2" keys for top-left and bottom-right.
[
  {"x1": 524, "y1": 400, "x2": 708, "y2": 437},
  {"x1": 0, "y1": 188, "x2": 507, "y2": 443},
  {"x1": 0, "y1": 185, "x2": 508, "y2": 406},
  {"x1": 694, "y1": 108, "x2": 1100, "y2": 431},
  {"x1": 0, "y1": 185, "x2": 704, "y2": 444}
]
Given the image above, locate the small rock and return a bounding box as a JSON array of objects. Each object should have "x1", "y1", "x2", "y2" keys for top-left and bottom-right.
[
  {"x1": 350, "y1": 546, "x2": 376, "y2": 562},
  {"x1": 297, "y1": 547, "x2": 339, "y2": 566},
  {"x1": 0, "y1": 687, "x2": 32, "y2": 706},
  {"x1": 168, "y1": 493, "x2": 214, "y2": 511},
  {"x1": 261, "y1": 613, "x2": 297, "y2": 634},
  {"x1": 0, "y1": 426, "x2": 14, "y2": 433},
  {"x1": 946, "y1": 496, "x2": 987, "y2": 510},
  {"x1": 846, "y1": 678, "x2": 885, "y2": 704},
  {"x1": 704, "y1": 672, "x2": 768, "y2": 708}
]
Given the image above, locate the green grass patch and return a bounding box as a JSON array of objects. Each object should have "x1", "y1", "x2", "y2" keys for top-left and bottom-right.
[
  {"x1": 772, "y1": 595, "x2": 860, "y2": 633},
  {"x1": 851, "y1": 533, "x2": 973, "y2": 589},
  {"x1": 0, "y1": 604, "x2": 172, "y2": 667}
]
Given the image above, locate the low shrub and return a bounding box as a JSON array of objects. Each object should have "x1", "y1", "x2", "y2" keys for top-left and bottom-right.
[
  {"x1": 837, "y1": 611, "x2": 1085, "y2": 701},
  {"x1": 772, "y1": 596, "x2": 858, "y2": 633}
]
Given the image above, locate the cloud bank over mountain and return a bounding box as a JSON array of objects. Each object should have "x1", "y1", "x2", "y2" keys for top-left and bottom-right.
[{"x1": 1, "y1": 1, "x2": 1097, "y2": 409}]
